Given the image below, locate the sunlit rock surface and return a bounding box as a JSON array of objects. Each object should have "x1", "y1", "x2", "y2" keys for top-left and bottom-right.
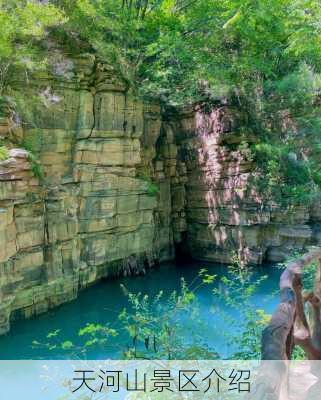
[
  {"x1": 0, "y1": 54, "x2": 174, "y2": 334},
  {"x1": 0, "y1": 53, "x2": 320, "y2": 334}
]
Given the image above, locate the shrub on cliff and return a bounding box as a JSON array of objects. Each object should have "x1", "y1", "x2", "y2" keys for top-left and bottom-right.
[
  {"x1": 0, "y1": 1, "x2": 65, "y2": 95},
  {"x1": 0, "y1": 145, "x2": 9, "y2": 161}
]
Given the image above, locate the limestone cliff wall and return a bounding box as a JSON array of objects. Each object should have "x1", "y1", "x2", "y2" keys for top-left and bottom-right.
[
  {"x1": 1, "y1": 53, "x2": 321, "y2": 334},
  {"x1": 164, "y1": 105, "x2": 321, "y2": 265},
  {"x1": 0, "y1": 54, "x2": 176, "y2": 334}
]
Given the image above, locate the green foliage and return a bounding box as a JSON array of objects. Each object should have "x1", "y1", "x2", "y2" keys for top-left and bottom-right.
[
  {"x1": 0, "y1": 3, "x2": 64, "y2": 182},
  {"x1": 47, "y1": 0, "x2": 321, "y2": 104},
  {"x1": 47, "y1": 329, "x2": 60, "y2": 339},
  {"x1": 0, "y1": 1, "x2": 65, "y2": 94},
  {"x1": 292, "y1": 345, "x2": 306, "y2": 360},
  {"x1": 21, "y1": 132, "x2": 44, "y2": 180},
  {"x1": 301, "y1": 260, "x2": 318, "y2": 291},
  {"x1": 28, "y1": 153, "x2": 44, "y2": 180},
  {"x1": 118, "y1": 277, "x2": 218, "y2": 359},
  {"x1": 244, "y1": 62, "x2": 321, "y2": 206},
  {"x1": 34, "y1": 264, "x2": 275, "y2": 360},
  {"x1": 212, "y1": 264, "x2": 271, "y2": 359},
  {"x1": 61, "y1": 340, "x2": 73, "y2": 350},
  {"x1": 0, "y1": 1, "x2": 320, "y2": 206},
  {"x1": 48, "y1": 0, "x2": 321, "y2": 206},
  {"x1": 146, "y1": 181, "x2": 159, "y2": 197},
  {"x1": 137, "y1": 169, "x2": 159, "y2": 196},
  {"x1": 33, "y1": 323, "x2": 118, "y2": 358},
  {"x1": 78, "y1": 323, "x2": 118, "y2": 348},
  {"x1": 0, "y1": 145, "x2": 9, "y2": 161},
  {"x1": 253, "y1": 142, "x2": 319, "y2": 205}
]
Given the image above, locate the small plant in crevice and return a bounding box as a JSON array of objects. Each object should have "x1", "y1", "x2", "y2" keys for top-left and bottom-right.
[
  {"x1": 21, "y1": 131, "x2": 44, "y2": 180},
  {"x1": 146, "y1": 181, "x2": 159, "y2": 197},
  {"x1": 140, "y1": 176, "x2": 159, "y2": 197},
  {"x1": 27, "y1": 152, "x2": 44, "y2": 180},
  {"x1": 136, "y1": 168, "x2": 159, "y2": 197},
  {"x1": 0, "y1": 145, "x2": 9, "y2": 161}
]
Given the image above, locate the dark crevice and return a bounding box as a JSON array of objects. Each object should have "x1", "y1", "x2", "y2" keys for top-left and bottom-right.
[
  {"x1": 43, "y1": 198, "x2": 50, "y2": 246},
  {"x1": 87, "y1": 57, "x2": 99, "y2": 139}
]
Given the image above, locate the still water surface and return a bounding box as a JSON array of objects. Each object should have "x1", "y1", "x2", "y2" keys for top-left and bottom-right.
[{"x1": 0, "y1": 261, "x2": 282, "y2": 359}]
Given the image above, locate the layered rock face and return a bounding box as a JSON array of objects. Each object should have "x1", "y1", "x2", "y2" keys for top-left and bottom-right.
[
  {"x1": 1, "y1": 53, "x2": 321, "y2": 334},
  {"x1": 165, "y1": 106, "x2": 321, "y2": 265},
  {"x1": 0, "y1": 55, "x2": 175, "y2": 334}
]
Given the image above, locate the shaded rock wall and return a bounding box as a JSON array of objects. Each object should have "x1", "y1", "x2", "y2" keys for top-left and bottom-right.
[{"x1": 165, "y1": 106, "x2": 321, "y2": 265}]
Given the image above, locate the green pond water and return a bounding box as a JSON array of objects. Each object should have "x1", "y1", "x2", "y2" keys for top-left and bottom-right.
[{"x1": 0, "y1": 260, "x2": 282, "y2": 360}]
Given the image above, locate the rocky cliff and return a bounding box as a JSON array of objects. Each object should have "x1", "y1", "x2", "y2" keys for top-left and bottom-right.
[
  {"x1": 0, "y1": 53, "x2": 320, "y2": 334},
  {"x1": 164, "y1": 106, "x2": 321, "y2": 265},
  {"x1": 0, "y1": 54, "x2": 177, "y2": 334}
]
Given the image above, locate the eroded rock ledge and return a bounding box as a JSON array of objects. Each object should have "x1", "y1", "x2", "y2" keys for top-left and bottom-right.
[{"x1": 0, "y1": 53, "x2": 320, "y2": 334}]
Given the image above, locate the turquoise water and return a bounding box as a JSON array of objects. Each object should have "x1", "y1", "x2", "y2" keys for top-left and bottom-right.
[{"x1": 0, "y1": 261, "x2": 281, "y2": 359}]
